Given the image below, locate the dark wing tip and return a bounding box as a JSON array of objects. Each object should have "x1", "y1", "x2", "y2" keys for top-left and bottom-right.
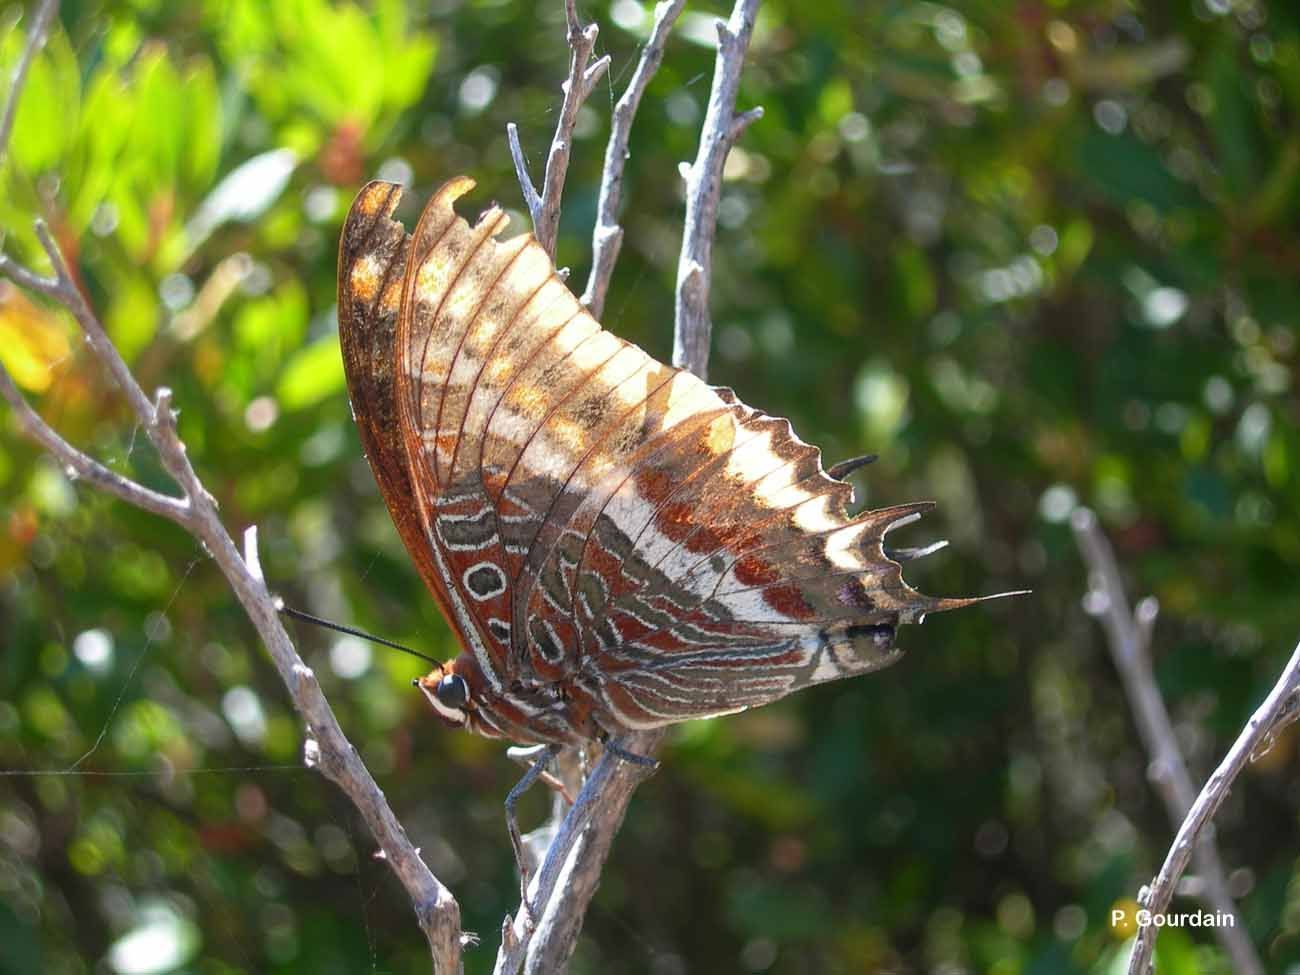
[{"x1": 826, "y1": 453, "x2": 878, "y2": 481}]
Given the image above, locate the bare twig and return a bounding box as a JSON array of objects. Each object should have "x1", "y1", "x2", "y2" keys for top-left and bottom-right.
[
  {"x1": 1072, "y1": 509, "x2": 1261, "y2": 975},
  {"x1": 0, "y1": 10, "x2": 463, "y2": 968},
  {"x1": 580, "y1": 0, "x2": 687, "y2": 317},
  {"x1": 508, "y1": 0, "x2": 611, "y2": 258},
  {"x1": 673, "y1": 0, "x2": 762, "y2": 376},
  {"x1": 242, "y1": 528, "x2": 464, "y2": 971},
  {"x1": 0, "y1": 361, "x2": 191, "y2": 525},
  {"x1": 1125, "y1": 636, "x2": 1300, "y2": 974},
  {"x1": 498, "y1": 5, "x2": 680, "y2": 969},
  {"x1": 0, "y1": 0, "x2": 57, "y2": 163}
]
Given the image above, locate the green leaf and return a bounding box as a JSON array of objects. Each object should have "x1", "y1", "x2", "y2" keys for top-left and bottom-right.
[
  {"x1": 375, "y1": 0, "x2": 437, "y2": 110},
  {"x1": 132, "y1": 49, "x2": 186, "y2": 185},
  {"x1": 1077, "y1": 129, "x2": 1204, "y2": 214},
  {"x1": 68, "y1": 70, "x2": 135, "y2": 231},
  {"x1": 179, "y1": 62, "x2": 223, "y2": 191},
  {"x1": 1209, "y1": 42, "x2": 1260, "y2": 199},
  {"x1": 5, "y1": 23, "x2": 80, "y2": 172},
  {"x1": 233, "y1": 280, "x2": 309, "y2": 382},
  {"x1": 277, "y1": 336, "x2": 346, "y2": 410},
  {"x1": 104, "y1": 272, "x2": 161, "y2": 364}
]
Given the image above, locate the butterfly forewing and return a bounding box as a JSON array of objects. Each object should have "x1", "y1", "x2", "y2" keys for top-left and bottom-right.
[{"x1": 339, "y1": 178, "x2": 989, "y2": 742}]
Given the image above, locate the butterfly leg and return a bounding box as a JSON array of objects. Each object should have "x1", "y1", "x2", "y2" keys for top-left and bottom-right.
[
  {"x1": 599, "y1": 734, "x2": 661, "y2": 770},
  {"x1": 506, "y1": 744, "x2": 575, "y2": 802},
  {"x1": 504, "y1": 743, "x2": 561, "y2": 908}
]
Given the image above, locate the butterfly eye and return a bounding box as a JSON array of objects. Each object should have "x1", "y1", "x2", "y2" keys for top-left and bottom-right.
[{"x1": 436, "y1": 674, "x2": 469, "y2": 710}]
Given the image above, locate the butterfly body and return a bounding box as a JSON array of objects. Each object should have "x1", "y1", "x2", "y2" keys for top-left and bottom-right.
[{"x1": 339, "y1": 177, "x2": 987, "y2": 747}]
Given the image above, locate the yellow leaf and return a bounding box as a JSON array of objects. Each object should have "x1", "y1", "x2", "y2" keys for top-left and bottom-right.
[{"x1": 0, "y1": 282, "x2": 71, "y2": 392}]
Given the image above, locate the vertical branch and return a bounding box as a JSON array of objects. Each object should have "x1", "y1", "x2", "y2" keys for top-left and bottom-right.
[
  {"x1": 1072, "y1": 509, "x2": 1261, "y2": 975},
  {"x1": 580, "y1": 0, "x2": 687, "y2": 317},
  {"x1": 518, "y1": 729, "x2": 664, "y2": 974},
  {"x1": 672, "y1": 0, "x2": 762, "y2": 377},
  {"x1": 508, "y1": 0, "x2": 611, "y2": 258},
  {"x1": 500, "y1": 5, "x2": 626, "y2": 968},
  {"x1": 493, "y1": 731, "x2": 663, "y2": 975}
]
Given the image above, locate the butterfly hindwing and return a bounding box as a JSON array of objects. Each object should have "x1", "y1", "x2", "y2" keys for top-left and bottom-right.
[{"x1": 341, "y1": 177, "x2": 987, "y2": 739}]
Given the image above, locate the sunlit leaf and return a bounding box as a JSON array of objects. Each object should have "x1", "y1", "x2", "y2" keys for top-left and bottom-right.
[
  {"x1": 185, "y1": 148, "x2": 298, "y2": 252},
  {"x1": 0, "y1": 284, "x2": 71, "y2": 392},
  {"x1": 277, "y1": 335, "x2": 346, "y2": 410},
  {"x1": 3, "y1": 22, "x2": 80, "y2": 172}
]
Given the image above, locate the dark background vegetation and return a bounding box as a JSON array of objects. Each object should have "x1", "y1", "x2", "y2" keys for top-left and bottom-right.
[{"x1": 3, "y1": 0, "x2": 1299, "y2": 972}]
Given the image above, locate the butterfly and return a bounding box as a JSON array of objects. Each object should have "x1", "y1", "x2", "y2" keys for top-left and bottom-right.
[{"x1": 338, "y1": 177, "x2": 998, "y2": 750}]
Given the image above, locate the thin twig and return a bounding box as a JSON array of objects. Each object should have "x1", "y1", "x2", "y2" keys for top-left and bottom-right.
[
  {"x1": 1125, "y1": 635, "x2": 1300, "y2": 974},
  {"x1": 580, "y1": 0, "x2": 687, "y2": 317},
  {"x1": 242, "y1": 529, "x2": 464, "y2": 972},
  {"x1": 0, "y1": 8, "x2": 463, "y2": 965},
  {"x1": 1072, "y1": 508, "x2": 1261, "y2": 975},
  {"x1": 673, "y1": 0, "x2": 762, "y2": 376},
  {"x1": 0, "y1": 0, "x2": 58, "y2": 164},
  {"x1": 508, "y1": 0, "x2": 611, "y2": 258},
  {"x1": 506, "y1": 8, "x2": 686, "y2": 933},
  {"x1": 0, "y1": 365, "x2": 191, "y2": 526},
  {"x1": 497, "y1": 4, "x2": 688, "y2": 968}
]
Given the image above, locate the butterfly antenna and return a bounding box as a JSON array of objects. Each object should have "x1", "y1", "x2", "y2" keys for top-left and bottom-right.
[{"x1": 276, "y1": 601, "x2": 440, "y2": 667}]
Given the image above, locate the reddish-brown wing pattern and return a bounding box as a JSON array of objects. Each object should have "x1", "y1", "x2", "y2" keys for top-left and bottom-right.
[{"x1": 339, "y1": 178, "x2": 993, "y2": 745}]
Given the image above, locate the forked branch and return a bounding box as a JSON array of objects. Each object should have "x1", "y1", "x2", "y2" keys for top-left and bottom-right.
[
  {"x1": 1072, "y1": 509, "x2": 1260, "y2": 975},
  {"x1": 0, "y1": 4, "x2": 462, "y2": 971},
  {"x1": 507, "y1": 0, "x2": 611, "y2": 258}
]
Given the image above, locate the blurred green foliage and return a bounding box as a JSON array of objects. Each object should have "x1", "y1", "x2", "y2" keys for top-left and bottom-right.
[{"x1": 2, "y1": 0, "x2": 1299, "y2": 973}]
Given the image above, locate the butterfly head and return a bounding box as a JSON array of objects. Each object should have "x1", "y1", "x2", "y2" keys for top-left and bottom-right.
[{"x1": 413, "y1": 659, "x2": 476, "y2": 728}]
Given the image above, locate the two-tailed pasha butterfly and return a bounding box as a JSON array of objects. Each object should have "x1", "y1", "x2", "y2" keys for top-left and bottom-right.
[{"x1": 338, "y1": 177, "x2": 1003, "y2": 749}]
